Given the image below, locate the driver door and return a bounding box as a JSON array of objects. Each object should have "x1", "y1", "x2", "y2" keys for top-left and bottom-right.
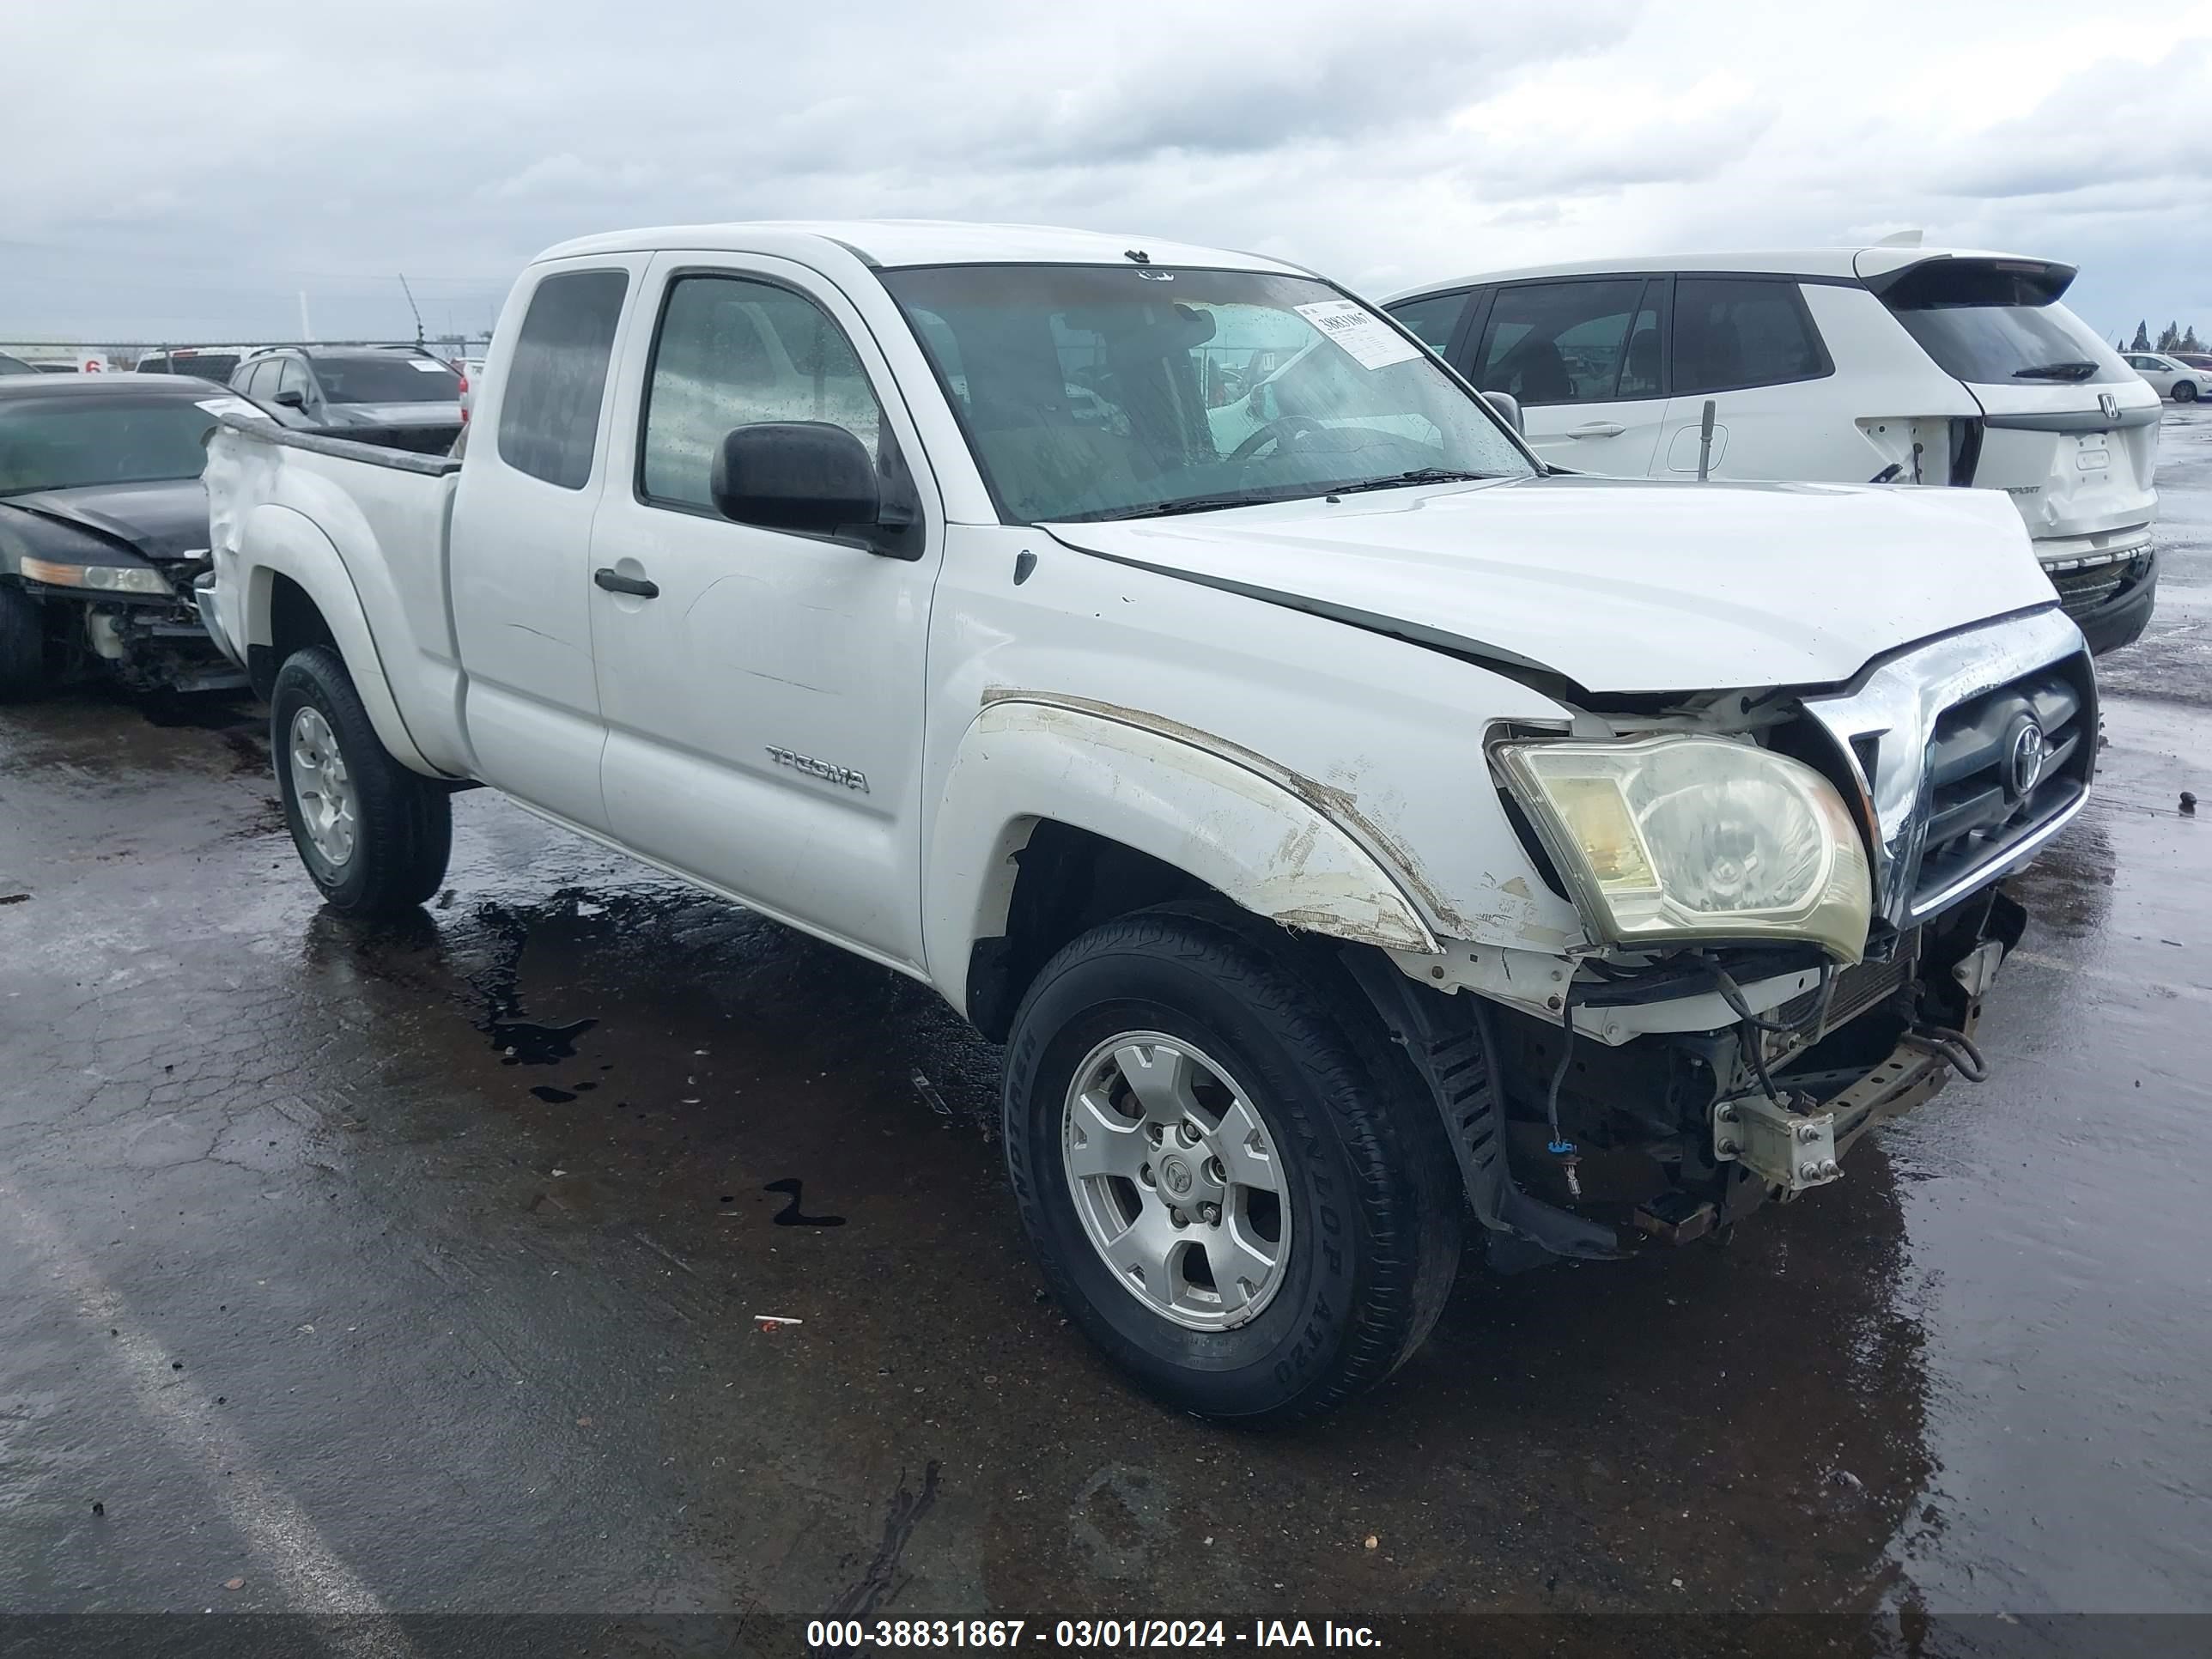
[{"x1": 587, "y1": 253, "x2": 945, "y2": 969}]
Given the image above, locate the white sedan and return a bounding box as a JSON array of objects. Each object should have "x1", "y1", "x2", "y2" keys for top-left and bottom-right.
[{"x1": 2123, "y1": 350, "x2": 2212, "y2": 402}]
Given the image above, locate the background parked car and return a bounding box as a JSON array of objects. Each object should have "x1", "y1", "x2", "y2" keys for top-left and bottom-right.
[
  {"x1": 228, "y1": 344, "x2": 464, "y2": 429},
  {"x1": 0, "y1": 374, "x2": 290, "y2": 697},
  {"x1": 0, "y1": 352, "x2": 38, "y2": 376},
  {"x1": 1384, "y1": 247, "x2": 2162, "y2": 653},
  {"x1": 134, "y1": 345, "x2": 260, "y2": 386},
  {"x1": 2169, "y1": 351, "x2": 2212, "y2": 375},
  {"x1": 2123, "y1": 350, "x2": 2212, "y2": 402}
]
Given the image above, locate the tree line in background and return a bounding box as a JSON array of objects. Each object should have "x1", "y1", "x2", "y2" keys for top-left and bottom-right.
[{"x1": 2119, "y1": 321, "x2": 2203, "y2": 354}]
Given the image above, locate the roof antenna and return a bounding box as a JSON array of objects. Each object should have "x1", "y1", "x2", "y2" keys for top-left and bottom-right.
[
  {"x1": 1123, "y1": 248, "x2": 1150, "y2": 265},
  {"x1": 398, "y1": 273, "x2": 426, "y2": 345}
]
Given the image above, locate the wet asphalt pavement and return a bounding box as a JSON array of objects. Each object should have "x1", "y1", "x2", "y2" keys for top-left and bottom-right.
[{"x1": 3, "y1": 417, "x2": 2210, "y2": 1658}]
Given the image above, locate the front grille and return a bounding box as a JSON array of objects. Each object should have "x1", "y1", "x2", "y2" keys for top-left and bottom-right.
[
  {"x1": 1912, "y1": 664, "x2": 2093, "y2": 913},
  {"x1": 2048, "y1": 553, "x2": 2149, "y2": 616}
]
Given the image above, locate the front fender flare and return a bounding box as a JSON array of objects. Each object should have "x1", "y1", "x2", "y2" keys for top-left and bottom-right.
[{"x1": 926, "y1": 696, "x2": 1440, "y2": 1010}]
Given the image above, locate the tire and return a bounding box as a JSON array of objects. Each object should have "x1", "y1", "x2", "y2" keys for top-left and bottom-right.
[
  {"x1": 2176, "y1": 381, "x2": 2199, "y2": 403},
  {"x1": 0, "y1": 583, "x2": 46, "y2": 702},
  {"x1": 1004, "y1": 903, "x2": 1462, "y2": 1424},
  {"x1": 270, "y1": 644, "x2": 451, "y2": 915}
]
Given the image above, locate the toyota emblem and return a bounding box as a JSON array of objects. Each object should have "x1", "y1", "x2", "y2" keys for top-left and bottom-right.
[{"x1": 2003, "y1": 717, "x2": 2048, "y2": 800}]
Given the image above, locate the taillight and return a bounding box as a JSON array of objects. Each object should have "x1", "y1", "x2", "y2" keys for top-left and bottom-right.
[{"x1": 458, "y1": 370, "x2": 471, "y2": 424}]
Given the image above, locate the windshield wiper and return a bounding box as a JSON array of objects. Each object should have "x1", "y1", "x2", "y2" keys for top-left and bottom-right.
[
  {"x1": 1325, "y1": 467, "x2": 1494, "y2": 495},
  {"x1": 1114, "y1": 490, "x2": 1304, "y2": 520},
  {"x1": 1108, "y1": 469, "x2": 1496, "y2": 521},
  {"x1": 2012, "y1": 360, "x2": 2099, "y2": 380}
]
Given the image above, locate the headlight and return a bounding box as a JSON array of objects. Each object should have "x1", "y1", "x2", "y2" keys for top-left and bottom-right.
[
  {"x1": 18, "y1": 556, "x2": 173, "y2": 596},
  {"x1": 1495, "y1": 734, "x2": 1872, "y2": 964}
]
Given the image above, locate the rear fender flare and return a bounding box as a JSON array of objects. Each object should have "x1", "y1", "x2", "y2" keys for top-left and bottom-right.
[{"x1": 238, "y1": 503, "x2": 435, "y2": 776}]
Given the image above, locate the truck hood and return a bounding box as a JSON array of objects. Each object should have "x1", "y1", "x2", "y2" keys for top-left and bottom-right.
[
  {"x1": 0, "y1": 478, "x2": 207, "y2": 563},
  {"x1": 1042, "y1": 475, "x2": 2061, "y2": 695}
]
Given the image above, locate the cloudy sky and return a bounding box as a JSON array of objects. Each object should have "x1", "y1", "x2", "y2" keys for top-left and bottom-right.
[{"x1": 3, "y1": 0, "x2": 2209, "y2": 348}]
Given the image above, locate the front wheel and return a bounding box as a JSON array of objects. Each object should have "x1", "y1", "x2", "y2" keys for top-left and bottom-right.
[
  {"x1": 2175, "y1": 381, "x2": 2200, "y2": 403},
  {"x1": 1003, "y1": 905, "x2": 1461, "y2": 1423},
  {"x1": 270, "y1": 645, "x2": 452, "y2": 915}
]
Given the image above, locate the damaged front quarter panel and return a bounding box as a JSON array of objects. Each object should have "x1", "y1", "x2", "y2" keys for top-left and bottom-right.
[{"x1": 927, "y1": 693, "x2": 1449, "y2": 979}]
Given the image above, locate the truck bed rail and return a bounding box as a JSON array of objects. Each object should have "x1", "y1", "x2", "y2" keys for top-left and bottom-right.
[{"x1": 213, "y1": 412, "x2": 463, "y2": 477}]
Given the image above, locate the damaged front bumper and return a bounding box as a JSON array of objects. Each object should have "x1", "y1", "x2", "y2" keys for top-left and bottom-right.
[
  {"x1": 24, "y1": 576, "x2": 248, "y2": 695},
  {"x1": 1358, "y1": 884, "x2": 2029, "y2": 1267}
]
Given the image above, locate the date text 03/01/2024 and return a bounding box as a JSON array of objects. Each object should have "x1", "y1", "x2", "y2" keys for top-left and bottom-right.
[{"x1": 804, "y1": 1618, "x2": 1382, "y2": 1649}]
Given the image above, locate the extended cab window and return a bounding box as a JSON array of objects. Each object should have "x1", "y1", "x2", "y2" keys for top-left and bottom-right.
[
  {"x1": 1474, "y1": 280, "x2": 1651, "y2": 406},
  {"x1": 1671, "y1": 277, "x2": 1830, "y2": 394},
  {"x1": 641, "y1": 275, "x2": 886, "y2": 512},
  {"x1": 496, "y1": 269, "x2": 629, "y2": 489}
]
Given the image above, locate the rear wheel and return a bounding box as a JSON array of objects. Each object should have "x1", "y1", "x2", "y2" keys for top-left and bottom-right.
[
  {"x1": 0, "y1": 584, "x2": 46, "y2": 702},
  {"x1": 1003, "y1": 904, "x2": 1461, "y2": 1423},
  {"x1": 270, "y1": 645, "x2": 451, "y2": 915},
  {"x1": 2176, "y1": 381, "x2": 2200, "y2": 403}
]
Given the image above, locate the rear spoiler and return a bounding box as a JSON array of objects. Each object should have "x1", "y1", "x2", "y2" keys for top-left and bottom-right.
[{"x1": 1863, "y1": 254, "x2": 2078, "y2": 305}]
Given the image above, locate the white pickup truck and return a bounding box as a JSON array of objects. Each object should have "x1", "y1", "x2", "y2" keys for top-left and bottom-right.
[{"x1": 200, "y1": 221, "x2": 2091, "y2": 1422}]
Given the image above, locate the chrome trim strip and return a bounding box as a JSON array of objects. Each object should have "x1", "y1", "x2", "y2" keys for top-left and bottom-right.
[
  {"x1": 1983, "y1": 404, "x2": 2162, "y2": 433},
  {"x1": 1906, "y1": 779, "x2": 2090, "y2": 921}
]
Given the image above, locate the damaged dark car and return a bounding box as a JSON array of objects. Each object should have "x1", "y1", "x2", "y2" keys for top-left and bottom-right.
[{"x1": 0, "y1": 373, "x2": 287, "y2": 698}]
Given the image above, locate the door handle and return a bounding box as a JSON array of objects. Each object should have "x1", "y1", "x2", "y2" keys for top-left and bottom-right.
[
  {"x1": 593, "y1": 567, "x2": 659, "y2": 599},
  {"x1": 1568, "y1": 422, "x2": 1626, "y2": 438}
]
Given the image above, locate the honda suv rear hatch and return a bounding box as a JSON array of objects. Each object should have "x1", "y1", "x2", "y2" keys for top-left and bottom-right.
[{"x1": 1861, "y1": 252, "x2": 2160, "y2": 652}]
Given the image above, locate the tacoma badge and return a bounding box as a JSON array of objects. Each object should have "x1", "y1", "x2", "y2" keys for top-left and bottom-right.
[{"x1": 765, "y1": 746, "x2": 869, "y2": 793}]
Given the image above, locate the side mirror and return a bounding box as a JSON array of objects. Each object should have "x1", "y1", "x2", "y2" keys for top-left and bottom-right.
[
  {"x1": 712, "y1": 422, "x2": 881, "y2": 541},
  {"x1": 1246, "y1": 380, "x2": 1280, "y2": 422},
  {"x1": 272, "y1": 388, "x2": 307, "y2": 410},
  {"x1": 1481, "y1": 391, "x2": 1524, "y2": 434}
]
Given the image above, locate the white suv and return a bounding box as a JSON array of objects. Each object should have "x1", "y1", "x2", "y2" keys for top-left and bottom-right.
[{"x1": 1385, "y1": 249, "x2": 2162, "y2": 654}]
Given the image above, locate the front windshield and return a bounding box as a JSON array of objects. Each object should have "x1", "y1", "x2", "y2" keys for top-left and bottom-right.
[
  {"x1": 881, "y1": 264, "x2": 1533, "y2": 523},
  {"x1": 0, "y1": 397, "x2": 218, "y2": 495},
  {"x1": 313, "y1": 355, "x2": 463, "y2": 404}
]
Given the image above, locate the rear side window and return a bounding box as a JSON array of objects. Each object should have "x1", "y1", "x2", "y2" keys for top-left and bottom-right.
[
  {"x1": 1474, "y1": 280, "x2": 1650, "y2": 405},
  {"x1": 497, "y1": 269, "x2": 630, "y2": 489},
  {"x1": 1387, "y1": 291, "x2": 1470, "y2": 357},
  {"x1": 1671, "y1": 278, "x2": 1829, "y2": 394},
  {"x1": 1879, "y1": 260, "x2": 2130, "y2": 388}
]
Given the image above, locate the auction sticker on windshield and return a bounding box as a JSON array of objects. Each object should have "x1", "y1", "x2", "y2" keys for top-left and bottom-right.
[
  {"x1": 196, "y1": 397, "x2": 269, "y2": 422},
  {"x1": 1294, "y1": 300, "x2": 1423, "y2": 371}
]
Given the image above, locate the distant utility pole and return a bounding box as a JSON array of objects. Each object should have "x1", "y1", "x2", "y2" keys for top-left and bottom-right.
[
  {"x1": 398, "y1": 274, "x2": 426, "y2": 346},
  {"x1": 298, "y1": 290, "x2": 313, "y2": 342}
]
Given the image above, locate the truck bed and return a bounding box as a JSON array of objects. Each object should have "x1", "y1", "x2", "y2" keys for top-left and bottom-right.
[{"x1": 203, "y1": 414, "x2": 471, "y2": 777}]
